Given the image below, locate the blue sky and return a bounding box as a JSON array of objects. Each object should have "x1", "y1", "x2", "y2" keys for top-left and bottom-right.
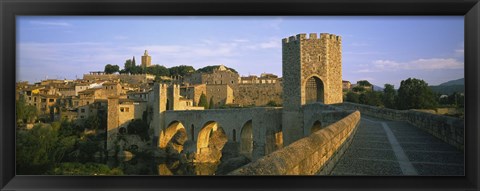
[{"x1": 17, "y1": 16, "x2": 464, "y2": 88}]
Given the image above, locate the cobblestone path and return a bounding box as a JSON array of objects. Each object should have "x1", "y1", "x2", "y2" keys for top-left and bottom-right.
[{"x1": 329, "y1": 115, "x2": 464, "y2": 176}]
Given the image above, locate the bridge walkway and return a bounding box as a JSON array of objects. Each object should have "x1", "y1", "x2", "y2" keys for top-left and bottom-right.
[{"x1": 328, "y1": 115, "x2": 464, "y2": 176}]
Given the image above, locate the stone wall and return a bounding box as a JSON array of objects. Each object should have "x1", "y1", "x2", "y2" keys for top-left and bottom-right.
[
  {"x1": 339, "y1": 102, "x2": 464, "y2": 150},
  {"x1": 206, "y1": 84, "x2": 234, "y2": 106},
  {"x1": 234, "y1": 83, "x2": 282, "y2": 106},
  {"x1": 229, "y1": 111, "x2": 360, "y2": 175}
]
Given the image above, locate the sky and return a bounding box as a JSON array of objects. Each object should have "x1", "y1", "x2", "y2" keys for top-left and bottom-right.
[{"x1": 17, "y1": 16, "x2": 464, "y2": 88}]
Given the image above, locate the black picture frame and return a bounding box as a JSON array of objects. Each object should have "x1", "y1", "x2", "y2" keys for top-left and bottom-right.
[{"x1": 1, "y1": 0, "x2": 479, "y2": 190}]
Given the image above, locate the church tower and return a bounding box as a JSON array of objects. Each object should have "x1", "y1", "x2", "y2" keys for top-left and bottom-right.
[{"x1": 141, "y1": 50, "x2": 152, "y2": 68}]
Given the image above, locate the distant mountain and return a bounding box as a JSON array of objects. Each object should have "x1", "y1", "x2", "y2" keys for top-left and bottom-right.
[
  {"x1": 372, "y1": 85, "x2": 384, "y2": 92},
  {"x1": 429, "y1": 78, "x2": 464, "y2": 95},
  {"x1": 438, "y1": 78, "x2": 464, "y2": 86}
]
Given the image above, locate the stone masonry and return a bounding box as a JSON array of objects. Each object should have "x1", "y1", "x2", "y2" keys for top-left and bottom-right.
[{"x1": 282, "y1": 33, "x2": 343, "y2": 145}]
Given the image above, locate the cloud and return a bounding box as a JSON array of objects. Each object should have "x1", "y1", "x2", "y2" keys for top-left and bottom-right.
[
  {"x1": 454, "y1": 49, "x2": 464, "y2": 57},
  {"x1": 30, "y1": 21, "x2": 71, "y2": 27},
  {"x1": 355, "y1": 58, "x2": 463, "y2": 73}
]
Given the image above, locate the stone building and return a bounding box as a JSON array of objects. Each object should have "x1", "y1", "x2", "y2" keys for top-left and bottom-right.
[
  {"x1": 206, "y1": 84, "x2": 234, "y2": 107},
  {"x1": 184, "y1": 65, "x2": 240, "y2": 86},
  {"x1": 141, "y1": 50, "x2": 152, "y2": 68},
  {"x1": 342, "y1": 80, "x2": 351, "y2": 91}
]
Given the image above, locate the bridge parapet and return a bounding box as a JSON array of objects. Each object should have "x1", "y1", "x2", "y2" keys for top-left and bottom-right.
[
  {"x1": 229, "y1": 110, "x2": 360, "y2": 175},
  {"x1": 339, "y1": 102, "x2": 464, "y2": 150}
]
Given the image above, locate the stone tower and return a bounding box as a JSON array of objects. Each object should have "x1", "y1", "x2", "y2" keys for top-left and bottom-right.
[
  {"x1": 141, "y1": 50, "x2": 151, "y2": 68},
  {"x1": 151, "y1": 83, "x2": 167, "y2": 147},
  {"x1": 282, "y1": 33, "x2": 342, "y2": 145}
]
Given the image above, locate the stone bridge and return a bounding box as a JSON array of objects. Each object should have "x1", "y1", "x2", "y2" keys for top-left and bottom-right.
[
  {"x1": 161, "y1": 107, "x2": 282, "y2": 162},
  {"x1": 154, "y1": 102, "x2": 354, "y2": 163},
  {"x1": 230, "y1": 103, "x2": 464, "y2": 175}
]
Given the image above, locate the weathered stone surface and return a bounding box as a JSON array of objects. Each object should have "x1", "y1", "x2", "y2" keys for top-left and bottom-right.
[
  {"x1": 339, "y1": 102, "x2": 464, "y2": 150},
  {"x1": 216, "y1": 156, "x2": 251, "y2": 175},
  {"x1": 229, "y1": 111, "x2": 360, "y2": 175}
]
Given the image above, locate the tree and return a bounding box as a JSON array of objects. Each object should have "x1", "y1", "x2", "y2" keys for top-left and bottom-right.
[
  {"x1": 16, "y1": 95, "x2": 38, "y2": 124},
  {"x1": 127, "y1": 119, "x2": 150, "y2": 141},
  {"x1": 364, "y1": 91, "x2": 383, "y2": 106},
  {"x1": 198, "y1": 93, "x2": 208, "y2": 108},
  {"x1": 346, "y1": 91, "x2": 360, "y2": 103},
  {"x1": 352, "y1": 86, "x2": 366, "y2": 93},
  {"x1": 104, "y1": 64, "x2": 120, "y2": 74},
  {"x1": 357, "y1": 80, "x2": 372, "y2": 87},
  {"x1": 132, "y1": 56, "x2": 136, "y2": 66},
  {"x1": 146, "y1": 65, "x2": 170, "y2": 77},
  {"x1": 168, "y1": 65, "x2": 195, "y2": 76},
  {"x1": 197, "y1": 65, "x2": 238, "y2": 74},
  {"x1": 208, "y1": 97, "x2": 215, "y2": 109},
  {"x1": 382, "y1": 84, "x2": 397, "y2": 109},
  {"x1": 396, "y1": 78, "x2": 438, "y2": 110},
  {"x1": 16, "y1": 124, "x2": 76, "y2": 174},
  {"x1": 124, "y1": 59, "x2": 133, "y2": 74}
]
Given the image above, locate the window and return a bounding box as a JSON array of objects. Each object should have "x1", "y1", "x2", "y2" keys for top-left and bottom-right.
[
  {"x1": 111, "y1": 86, "x2": 113, "y2": 90},
  {"x1": 81, "y1": 109, "x2": 85, "y2": 113},
  {"x1": 86, "y1": 101, "x2": 89, "y2": 105},
  {"x1": 80, "y1": 116, "x2": 84, "y2": 119},
  {"x1": 34, "y1": 97, "x2": 37, "y2": 102},
  {"x1": 28, "y1": 97, "x2": 31, "y2": 100},
  {"x1": 49, "y1": 99, "x2": 54, "y2": 102},
  {"x1": 125, "y1": 107, "x2": 130, "y2": 112},
  {"x1": 41, "y1": 99, "x2": 46, "y2": 103},
  {"x1": 120, "y1": 107, "x2": 124, "y2": 112}
]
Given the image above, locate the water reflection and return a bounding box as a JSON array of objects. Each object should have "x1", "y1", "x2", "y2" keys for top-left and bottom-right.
[{"x1": 107, "y1": 157, "x2": 220, "y2": 175}]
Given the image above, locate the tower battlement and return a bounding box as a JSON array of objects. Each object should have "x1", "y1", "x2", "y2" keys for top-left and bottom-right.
[{"x1": 282, "y1": 33, "x2": 342, "y2": 44}]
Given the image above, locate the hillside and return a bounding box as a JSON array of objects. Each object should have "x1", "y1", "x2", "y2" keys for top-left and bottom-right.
[{"x1": 429, "y1": 78, "x2": 464, "y2": 95}]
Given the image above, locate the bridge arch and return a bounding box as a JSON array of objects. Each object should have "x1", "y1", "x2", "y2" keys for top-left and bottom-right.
[
  {"x1": 310, "y1": 120, "x2": 323, "y2": 134},
  {"x1": 196, "y1": 121, "x2": 228, "y2": 163},
  {"x1": 159, "y1": 120, "x2": 186, "y2": 149},
  {"x1": 303, "y1": 75, "x2": 325, "y2": 104},
  {"x1": 240, "y1": 120, "x2": 253, "y2": 159}
]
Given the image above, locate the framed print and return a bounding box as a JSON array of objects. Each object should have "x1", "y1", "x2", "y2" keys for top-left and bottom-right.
[{"x1": 1, "y1": 0, "x2": 479, "y2": 190}]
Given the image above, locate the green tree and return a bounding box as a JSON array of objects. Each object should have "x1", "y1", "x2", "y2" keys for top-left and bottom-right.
[
  {"x1": 168, "y1": 65, "x2": 195, "y2": 76},
  {"x1": 104, "y1": 64, "x2": 120, "y2": 74},
  {"x1": 16, "y1": 124, "x2": 76, "y2": 174},
  {"x1": 396, "y1": 78, "x2": 438, "y2": 110},
  {"x1": 208, "y1": 97, "x2": 215, "y2": 109},
  {"x1": 382, "y1": 84, "x2": 397, "y2": 109},
  {"x1": 346, "y1": 91, "x2": 360, "y2": 103},
  {"x1": 357, "y1": 80, "x2": 372, "y2": 87},
  {"x1": 146, "y1": 65, "x2": 170, "y2": 77},
  {"x1": 16, "y1": 95, "x2": 38, "y2": 124},
  {"x1": 132, "y1": 56, "x2": 136, "y2": 66},
  {"x1": 352, "y1": 86, "x2": 366, "y2": 93},
  {"x1": 124, "y1": 59, "x2": 133, "y2": 74},
  {"x1": 198, "y1": 93, "x2": 208, "y2": 108},
  {"x1": 364, "y1": 91, "x2": 383, "y2": 106},
  {"x1": 127, "y1": 119, "x2": 150, "y2": 141},
  {"x1": 197, "y1": 65, "x2": 238, "y2": 74}
]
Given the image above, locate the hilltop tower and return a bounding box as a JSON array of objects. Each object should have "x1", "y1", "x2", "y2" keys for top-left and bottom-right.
[
  {"x1": 141, "y1": 50, "x2": 152, "y2": 68},
  {"x1": 282, "y1": 33, "x2": 342, "y2": 145}
]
